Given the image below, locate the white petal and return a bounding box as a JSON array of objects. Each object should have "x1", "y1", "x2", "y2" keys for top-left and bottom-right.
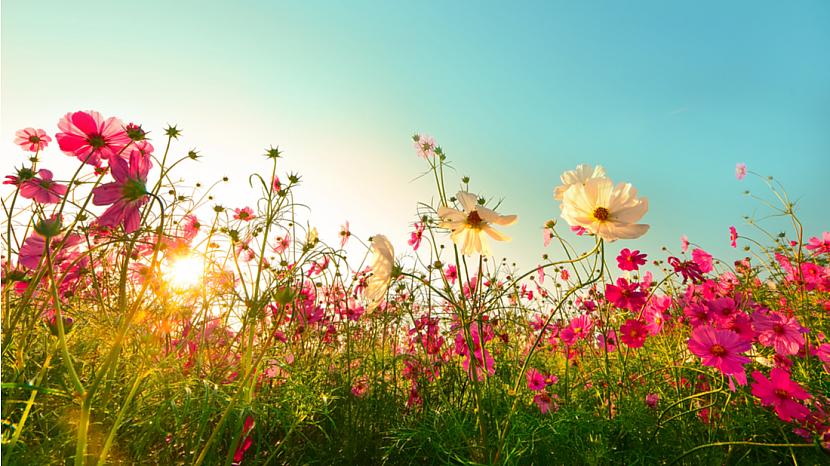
[
  {"x1": 438, "y1": 206, "x2": 467, "y2": 222},
  {"x1": 456, "y1": 191, "x2": 478, "y2": 213},
  {"x1": 494, "y1": 214, "x2": 517, "y2": 226},
  {"x1": 611, "y1": 198, "x2": 648, "y2": 224},
  {"x1": 482, "y1": 224, "x2": 512, "y2": 242}
]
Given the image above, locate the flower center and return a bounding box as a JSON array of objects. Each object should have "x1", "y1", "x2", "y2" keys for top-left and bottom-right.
[
  {"x1": 710, "y1": 345, "x2": 728, "y2": 357},
  {"x1": 88, "y1": 133, "x2": 106, "y2": 148},
  {"x1": 467, "y1": 210, "x2": 483, "y2": 228},
  {"x1": 540, "y1": 393, "x2": 551, "y2": 403},
  {"x1": 593, "y1": 206, "x2": 610, "y2": 221},
  {"x1": 772, "y1": 324, "x2": 785, "y2": 335},
  {"x1": 28, "y1": 135, "x2": 42, "y2": 143},
  {"x1": 774, "y1": 389, "x2": 789, "y2": 400}
]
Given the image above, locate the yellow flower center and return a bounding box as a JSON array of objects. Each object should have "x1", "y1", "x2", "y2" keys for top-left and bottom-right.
[
  {"x1": 593, "y1": 207, "x2": 610, "y2": 221},
  {"x1": 467, "y1": 210, "x2": 483, "y2": 228}
]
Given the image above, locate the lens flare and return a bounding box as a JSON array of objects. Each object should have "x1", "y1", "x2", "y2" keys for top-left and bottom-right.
[{"x1": 166, "y1": 255, "x2": 204, "y2": 289}]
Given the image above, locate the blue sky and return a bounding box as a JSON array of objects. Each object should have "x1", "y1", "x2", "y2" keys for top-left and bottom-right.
[{"x1": 3, "y1": 1, "x2": 828, "y2": 275}]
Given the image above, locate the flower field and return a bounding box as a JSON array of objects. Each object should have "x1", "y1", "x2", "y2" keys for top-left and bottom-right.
[{"x1": 2, "y1": 112, "x2": 829, "y2": 465}]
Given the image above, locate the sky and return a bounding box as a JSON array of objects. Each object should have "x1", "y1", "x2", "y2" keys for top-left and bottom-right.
[{"x1": 3, "y1": 1, "x2": 829, "y2": 277}]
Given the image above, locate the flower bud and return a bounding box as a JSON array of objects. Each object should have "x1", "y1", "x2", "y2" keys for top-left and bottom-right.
[{"x1": 47, "y1": 315, "x2": 74, "y2": 337}]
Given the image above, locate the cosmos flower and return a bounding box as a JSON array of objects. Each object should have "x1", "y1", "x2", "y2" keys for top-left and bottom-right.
[
  {"x1": 339, "y1": 221, "x2": 351, "y2": 247},
  {"x1": 692, "y1": 248, "x2": 714, "y2": 273},
  {"x1": 437, "y1": 191, "x2": 517, "y2": 256},
  {"x1": 620, "y1": 319, "x2": 648, "y2": 348},
  {"x1": 90, "y1": 149, "x2": 151, "y2": 233},
  {"x1": 56, "y1": 110, "x2": 131, "y2": 166},
  {"x1": 617, "y1": 248, "x2": 646, "y2": 271},
  {"x1": 14, "y1": 127, "x2": 52, "y2": 152},
  {"x1": 408, "y1": 222, "x2": 426, "y2": 251},
  {"x1": 687, "y1": 326, "x2": 752, "y2": 377},
  {"x1": 805, "y1": 232, "x2": 830, "y2": 254},
  {"x1": 444, "y1": 264, "x2": 458, "y2": 285},
  {"x1": 364, "y1": 235, "x2": 394, "y2": 306},
  {"x1": 559, "y1": 178, "x2": 649, "y2": 242},
  {"x1": 413, "y1": 134, "x2": 436, "y2": 159},
  {"x1": 20, "y1": 169, "x2": 67, "y2": 204},
  {"x1": 751, "y1": 369, "x2": 812, "y2": 422},
  {"x1": 233, "y1": 206, "x2": 256, "y2": 222},
  {"x1": 735, "y1": 163, "x2": 747, "y2": 180},
  {"x1": 553, "y1": 163, "x2": 607, "y2": 200},
  {"x1": 730, "y1": 226, "x2": 738, "y2": 248},
  {"x1": 753, "y1": 312, "x2": 806, "y2": 356},
  {"x1": 681, "y1": 234, "x2": 689, "y2": 253}
]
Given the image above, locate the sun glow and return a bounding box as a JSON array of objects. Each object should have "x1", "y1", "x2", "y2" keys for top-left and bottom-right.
[{"x1": 165, "y1": 255, "x2": 205, "y2": 290}]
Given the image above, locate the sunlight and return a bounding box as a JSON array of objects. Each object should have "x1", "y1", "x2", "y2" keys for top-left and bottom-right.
[{"x1": 164, "y1": 255, "x2": 205, "y2": 290}]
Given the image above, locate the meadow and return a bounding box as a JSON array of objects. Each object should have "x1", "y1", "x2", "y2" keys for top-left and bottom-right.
[{"x1": 2, "y1": 111, "x2": 828, "y2": 465}]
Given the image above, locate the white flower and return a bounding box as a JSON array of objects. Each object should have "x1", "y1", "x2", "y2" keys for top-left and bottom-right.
[
  {"x1": 560, "y1": 177, "x2": 649, "y2": 241},
  {"x1": 553, "y1": 164, "x2": 607, "y2": 201},
  {"x1": 364, "y1": 234, "x2": 394, "y2": 306},
  {"x1": 437, "y1": 191, "x2": 517, "y2": 256}
]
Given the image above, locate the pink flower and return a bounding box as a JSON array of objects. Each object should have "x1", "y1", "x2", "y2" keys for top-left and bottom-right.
[
  {"x1": 692, "y1": 249, "x2": 714, "y2": 273},
  {"x1": 605, "y1": 278, "x2": 647, "y2": 311},
  {"x1": 643, "y1": 307, "x2": 665, "y2": 335},
  {"x1": 751, "y1": 369, "x2": 812, "y2": 422},
  {"x1": 20, "y1": 169, "x2": 67, "y2": 204},
  {"x1": 526, "y1": 368, "x2": 546, "y2": 391},
  {"x1": 681, "y1": 235, "x2": 689, "y2": 253},
  {"x1": 533, "y1": 391, "x2": 555, "y2": 414},
  {"x1": 14, "y1": 128, "x2": 52, "y2": 152},
  {"x1": 620, "y1": 319, "x2": 648, "y2": 348},
  {"x1": 271, "y1": 176, "x2": 282, "y2": 192},
  {"x1": 729, "y1": 226, "x2": 738, "y2": 248},
  {"x1": 687, "y1": 326, "x2": 752, "y2": 376},
  {"x1": 536, "y1": 266, "x2": 545, "y2": 284},
  {"x1": 413, "y1": 134, "x2": 436, "y2": 159},
  {"x1": 806, "y1": 232, "x2": 830, "y2": 254},
  {"x1": 735, "y1": 163, "x2": 747, "y2": 180},
  {"x1": 339, "y1": 221, "x2": 351, "y2": 247},
  {"x1": 233, "y1": 206, "x2": 256, "y2": 222},
  {"x1": 179, "y1": 215, "x2": 201, "y2": 242},
  {"x1": 408, "y1": 222, "x2": 426, "y2": 251},
  {"x1": 753, "y1": 312, "x2": 806, "y2": 356},
  {"x1": 708, "y1": 297, "x2": 739, "y2": 323},
  {"x1": 560, "y1": 315, "x2": 593, "y2": 345},
  {"x1": 560, "y1": 270, "x2": 570, "y2": 281},
  {"x1": 19, "y1": 229, "x2": 84, "y2": 270},
  {"x1": 352, "y1": 377, "x2": 370, "y2": 398},
  {"x1": 56, "y1": 110, "x2": 131, "y2": 166},
  {"x1": 597, "y1": 329, "x2": 618, "y2": 352},
  {"x1": 543, "y1": 228, "x2": 553, "y2": 247},
  {"x1": 571, "y1": 225, "x2": 587, "y2": 236},
  {"x1": 645, "y1": 394, "x2": 660, "y2": 409},
  {"x1": 616, "y1": 248, "x2": 646, "y2": 271},
  {"x1": 273, "y1": 234, "x2": 290, "y2": 254},
  {"x1": 90, "y1": 149, "x2": 151, "y2": 233},
  {"x1": 684, "y1": 302, "x2": 712, "y2": 328},
  {"x1": 444, "y1": 264, "x2": 458, "y2": 285},
  {"x1": 669, "y1": 256, "x2": 704, "y2": 284}
]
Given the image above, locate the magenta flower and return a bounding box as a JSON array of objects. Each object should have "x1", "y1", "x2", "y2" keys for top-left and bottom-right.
[
  {"x1": 753, "y1": 312, "x2": 806, "y2": 356},
  {"x1": 616, "y1": 248, "x2": 646, "y2": 271},
  {"x1": 560, "y1": 315, "x2": 593, "y2": 345},
  {"x1": 273, "y1": 234, "x2": 290, "y2": 254},
  {"x1": 560, "y1": 270, "x2": 570, "y2": 281},
  {"x1": 339, "y1": 221, "x2": 351, "y2": 247},
  {"x1": 684, "y1": 302, "x2": 712, "y2": 328},
  {"x1": 643, "y1": 307, "x2": 665, "y2": 336},
  {"x1": 620, "y1": 319, "x2": 648, "y2": 348},
  {"x1": 735, "y1": 163, "x2": 747, "y2": 180},
  {"x1": 805, "y1": 232, "x2": 830, "y2": 254},
  {"x1": 527, "y1": 368, "x2": 546, "y2": 391},
  {"x1": 14, "y1": 128, "x2": 52, "y2": 152},
  {"x1": 597, "y1": 329, "x2": 619, "y2": 352},
  {"x1": 179, "y1": 215, "x2": 201, "y2": 242},
  {"x1": 571, "y1": 225, "x2": 587, "y2": 236},
  {"x1": 605, "y1": 278, "x2": 647, "y2": 311},
  {"x1": 709, "y1": 297, "x2": 739, "y2": 323},
  {"x1": 681, "y1": 234, "x2": 689, "y2": 253},
  {"x1": 90, "y1": 149, "x2": 151, "y2": 233},
  {"x1": 692, "y1": 249, "x2": 714, "y2": 273},
  {"x1": 413, "y1": 134, "x2": 436, "y2": 159},
  {"x1": 20, "y1": 169, "x2": 67, "y2": 204},
  {"x1": 669, "y1": 257, "x2": 704, "y2": 283},
  {"x1": 751, "y1": 369, "x2": 812, "y2": 422},
  {"x1": 645, "y1": 394, "x2": 660, "y2": 409},
  {"x1": 687, "y1": 326, "x2": 752, "y2": 376},
  {"x1": 271, "y1": 176, "x2": 282, "y2": 192},
  {"x1": 729, "y1": 226, "x2": 739, "y2": 248},
  {"x1": 233, "y1": 206, "x2": 256, "y2": 222},
  {"x1": 352, "y1": 377, "x2": 370, "y2": 398},
  {"x1": 56, "y1": 110, "x2": 131, "y2": 166},
  {"x1": 533, "y1": 391, "x2": 555, "y2": 414},
  {"x1": 408, "y1": 222, "x2": 426, "y2": 251},
  {"x1": 19, "y1": 229, "x2": 84, "y2": 270},
  {"x1": 444, "y1": 264, "x2": 458, "y2": 285}
]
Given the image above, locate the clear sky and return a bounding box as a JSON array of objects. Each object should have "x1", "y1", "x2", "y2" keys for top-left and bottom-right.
[{"x1": 3, "y1": 1, "x2": 829, "y2": 275}]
